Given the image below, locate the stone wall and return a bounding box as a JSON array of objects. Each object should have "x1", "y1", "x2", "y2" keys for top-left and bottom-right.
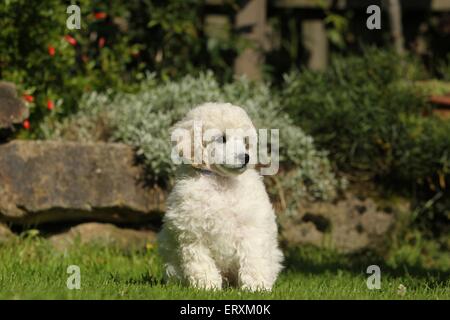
[
  {"x1": 0, "y1": 140, "x2": 165, "y2": 225},
  {"x1": 0, "y1": 139, "x2": 398, "y2": 253}
]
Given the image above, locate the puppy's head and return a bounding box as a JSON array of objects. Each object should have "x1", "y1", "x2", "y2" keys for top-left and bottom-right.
[{"x1": 171, "y1": 102, "x2": 257, "y2": 177}]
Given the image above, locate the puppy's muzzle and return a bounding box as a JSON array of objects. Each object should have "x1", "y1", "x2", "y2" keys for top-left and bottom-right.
[{"x1": 238, "y1": 153, "x2": 250, "y2": 167}]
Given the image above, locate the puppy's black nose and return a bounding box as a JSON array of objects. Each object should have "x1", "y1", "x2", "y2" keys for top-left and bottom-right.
[
  {"x1": 244, "y1": 153, "x2": 250, "y2": 165},
  {"x1": 237, "y1": 153, "x2": 250, "y2": 166}
]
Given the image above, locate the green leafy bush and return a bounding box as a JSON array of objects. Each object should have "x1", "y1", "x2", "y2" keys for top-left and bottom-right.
[
  {"x1": 281, "y1": 48, "x2": 449, "y2": 187},
  {"x1": 394, "y1": 116, "x2": 450, "y2": 188},
  {"x1": 282, "y1": 48, "x2": 449, "y2": 232},
  {"x1": 0, "y1": 0, "x2": 241, "y2": 136},
  {"x1": 438, "y1": 53, "x2": 450, "y2": 81},
  {"x1": 41, "y1": 72, "x2": 342, "y2": 207},
  {"x1": 0, "y1": 0, "x2": 137, "y2": 134}
]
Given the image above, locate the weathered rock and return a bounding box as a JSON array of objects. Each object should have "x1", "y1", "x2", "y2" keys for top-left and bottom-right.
[
  {"x1": 0, "y1": 141, "x2": 166, "y2": 225},
  {"x1": 281, "y1": 221, "x2": 324, "y2": 248},
  {"x1": 0, "y1": 223, "x2": 16, "y2": 242},
  {"x1": 280, "y1": 192, "x2": 398, "y2": 254},
  {"x1": 49, "y1": 222, "x2": 157, "y2": 252},
  {"x1": 0, "y1": 82, "x2": 28, "y2": 140}
]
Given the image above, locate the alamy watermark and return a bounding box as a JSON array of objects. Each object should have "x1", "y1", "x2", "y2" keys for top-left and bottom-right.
[
  {"x1": 66, "y1": 265, "x2": 81, "y2": 290},
  {"x1": 366, "y1": 265, "x2": 381, "y2": 290},
  {"x1": 66, "y1": 5, "x2": 81, "y2": 30},
  {"x1": 366, "y1": 5, "x2": 381, "y2": 30}
]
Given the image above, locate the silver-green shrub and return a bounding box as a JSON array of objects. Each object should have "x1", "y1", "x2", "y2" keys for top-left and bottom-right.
[{"x1": 42, "y1": 72, "x2": 343, "y2": 208}]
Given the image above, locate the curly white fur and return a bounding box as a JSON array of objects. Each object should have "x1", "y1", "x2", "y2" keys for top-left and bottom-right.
[{"x1": 158, "y1": 103, "x2": 283, "y2": 291}]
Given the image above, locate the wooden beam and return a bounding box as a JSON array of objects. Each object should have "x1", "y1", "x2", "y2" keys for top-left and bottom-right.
[
  {"x1": 431, "y1": 0, "x2": 450, "y2": 10},
  {"x1": 234, "y1": 0, "x2": 268, "y2": 80},
  {"x1": 385, "y1": 0, "x2": 405, "y2": 55},
  {"x1": 205, "y1": 0, "x2": 450, "y2": 10},
  {"x1": 274, "y1": 0, "x2": 343, "y2": 9},
  {"x1": 302, "y1": 19, "x2": 329, "y2": 70},
  {"x1": 272, "y1": 0, "x2": 450, "y2": 10}
]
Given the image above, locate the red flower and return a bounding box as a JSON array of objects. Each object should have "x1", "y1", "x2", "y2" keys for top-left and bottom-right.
[
  {"x1": 23, "y1": 120, "x2": 30, "y2": 130},
  {"x1": 94, "y1": 12, "x2": 107, "y2": 20},
  {"x1": 47, "y1": 100, "x2": 55, "y2": 110},
  {"x1": 98, "y1": 37, "x2": 106, "y2": 48},
  {"x1": 48, "y1": 45, "x2": 55, "y2": 56},
  {"x1": 23, "y1": 94, "x2": 34, "y2": 103},
  {"x1": 64, "y1": 35, "x2": 77, "y2": 46}
]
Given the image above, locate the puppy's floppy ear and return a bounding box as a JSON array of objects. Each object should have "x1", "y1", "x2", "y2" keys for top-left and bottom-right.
[{"x1": 170, "y1": 118, "x2": 203, "y2": 165}]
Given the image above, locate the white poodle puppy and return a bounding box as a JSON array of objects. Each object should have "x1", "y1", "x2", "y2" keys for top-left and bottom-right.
[{"x1": 158, "y1": 102, "x2": 283, "y2": 291}]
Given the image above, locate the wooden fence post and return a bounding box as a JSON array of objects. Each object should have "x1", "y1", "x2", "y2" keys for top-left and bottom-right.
[
  {"x1": 234, "y1": 0, "x2": 268, "y2": 80},
  {"x1": 385, "y1": 0, "x2": 405, "y2": 55},
  {"x1": 301, "y1": 18, "x2": 328, "y2": 71}
]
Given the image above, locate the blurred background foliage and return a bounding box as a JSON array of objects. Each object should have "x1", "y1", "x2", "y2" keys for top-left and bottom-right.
[
  {"x1": 1, "y1": 0, "x2": 449, "y2": 125},
  {"x1": 0, "y1": 0, "x2": 449, "y2": 252},
  {"x1": 0, "y1": 0, "x2": 241, "y2": 134}
]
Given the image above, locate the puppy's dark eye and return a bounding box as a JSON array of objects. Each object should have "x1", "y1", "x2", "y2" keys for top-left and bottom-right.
[{"x1": 244, "y1": 137, "x2": 250, "y2": 149}]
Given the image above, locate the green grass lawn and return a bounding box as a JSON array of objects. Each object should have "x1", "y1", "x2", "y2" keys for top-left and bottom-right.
[{"x1": 0, "y1": 238, "x2": 448, "y2": 300}]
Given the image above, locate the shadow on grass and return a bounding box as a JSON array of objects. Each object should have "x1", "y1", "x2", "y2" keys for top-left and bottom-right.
[{"x1": 284, "y1": 246, "x2": 450, "y2": 286}]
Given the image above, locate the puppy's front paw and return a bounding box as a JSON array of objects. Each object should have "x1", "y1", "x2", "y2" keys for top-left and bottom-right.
[
  {"x1": 241, "y1": 283, "x2": 272, "y2": 292},
  {"x1": 239, "y1": 274, "x2": 273, "y2": 292},
  {"x1": 188, "y1": 275, "x2": 222, "y2": 291}
]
